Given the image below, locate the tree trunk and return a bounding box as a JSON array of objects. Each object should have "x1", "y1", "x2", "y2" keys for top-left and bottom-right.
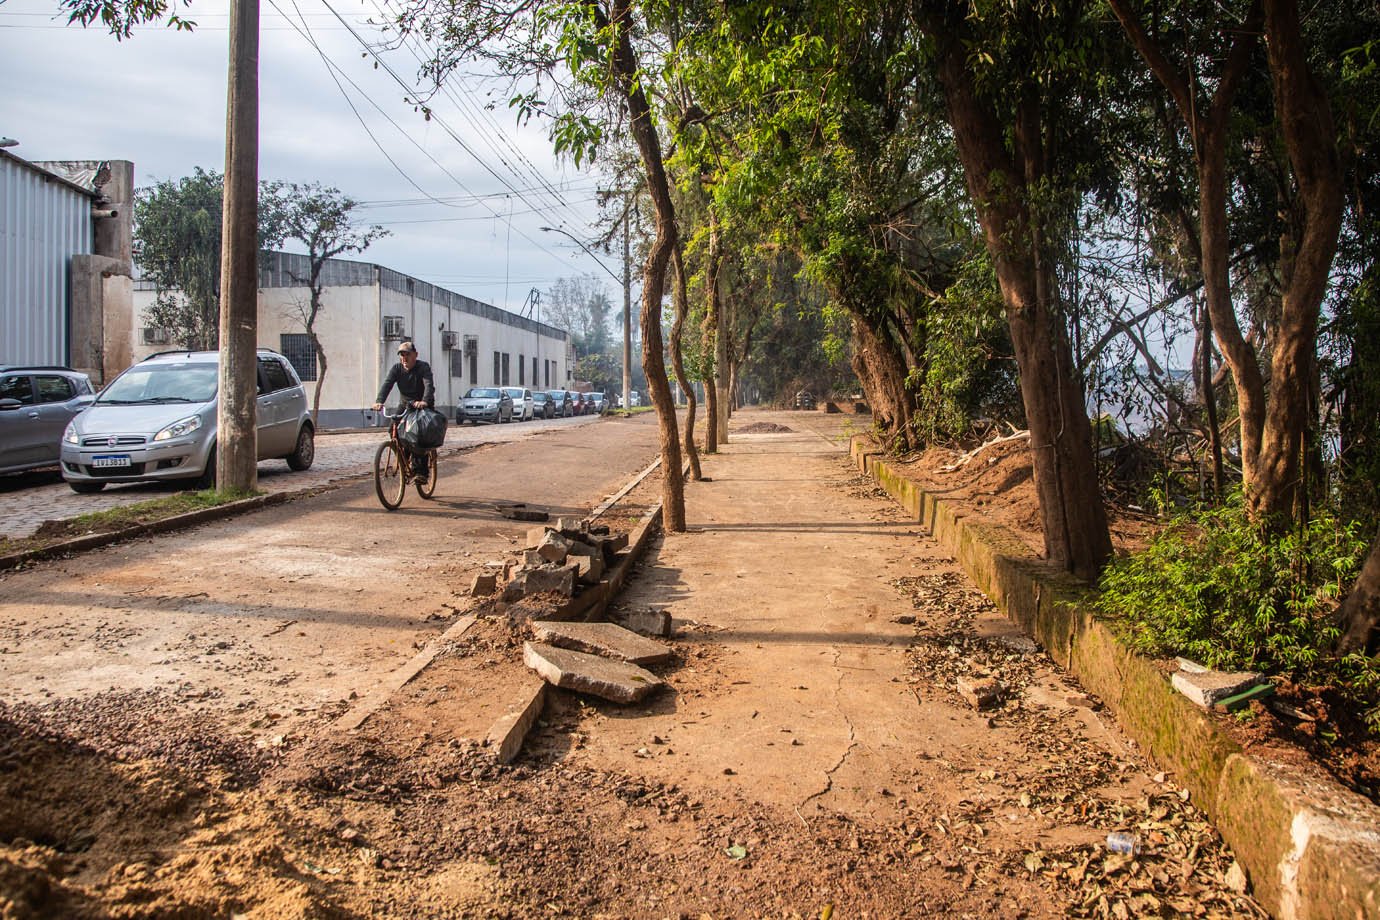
[
  {"x1": 931, "y1": 24, "x2": 1112, "y2": 578},
  {"x1": 708, "y1": 217, "x2": 729, "y2": 445},
  {"x1": 1336, "y1": 527, "x2": 1380, "y2": 655},
  {"x1": 1252, "y1": 0, "x2": 1344, "y2": 524},
  {"x1": 703, "y1": 231, "x2": 721, "y2": 454},
  {"x1": 1108, "y1": 0, "x2": 1269, "y2": 499},
  {"x1": 850, "y1": 314, "x2": 918, "y2": 451},
  {"x1": 604, "y1": 0, "x2": 684, "y2": 531},
  {"x1": 670, "y1": 244, "x2": 702, "y2": 481},
  {"x1": 217, "y1": 0, "x2": 260, "y2": 494},
  {"x1": 715, "y1": 277, "x2": 731, "y2": 438},
  {"x1": 1197, "y1": 300, "x2": 1225, "y2": 500}
]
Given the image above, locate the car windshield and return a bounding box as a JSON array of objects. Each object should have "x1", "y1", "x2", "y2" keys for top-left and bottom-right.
[
  {"x1": 547, "y1": 391, "x2": 565, "y2": 398},
  {"x1": 503, "y1": 389, "x2": 524, "y2": 398},
  {"x1": 466, "y1": 388, "x2": 501, "y2": 399},
  {"x1": 98, "y1": 362, "x2": 218, "y2": 404},
  {"x1": 533, "y1": 393, "x2": 549, "y2": 401}
]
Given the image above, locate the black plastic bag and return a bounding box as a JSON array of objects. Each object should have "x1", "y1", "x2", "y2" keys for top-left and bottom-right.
[{"x1": 400, "y1": 407, "x2": 447, "y2": 450}]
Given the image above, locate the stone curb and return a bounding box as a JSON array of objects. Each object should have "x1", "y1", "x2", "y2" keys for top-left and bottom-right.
[
  {"x1": 0, "y1": 489, "x2": 305, "y2": 572},
  {"x1": 849, "y1": 436, "x2": 1380, "y2": 920}
]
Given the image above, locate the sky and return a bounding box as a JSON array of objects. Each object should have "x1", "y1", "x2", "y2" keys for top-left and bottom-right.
[{"x1": 0, "y1": 0, "x2": 627, "y2": 317}]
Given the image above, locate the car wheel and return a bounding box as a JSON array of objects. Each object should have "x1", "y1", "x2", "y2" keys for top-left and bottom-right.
[
  {"x1": 195, "y1": 445, "x2": 217, "y2": 490},
  {"x1": 69, "y1": 480, "x2": 105, "y2": 494},
  {"x1": 286, "y1": 423, "x2": 315, "y2": 471}
]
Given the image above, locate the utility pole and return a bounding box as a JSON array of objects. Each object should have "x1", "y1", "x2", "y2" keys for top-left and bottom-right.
[
  {"x1": 622, "y1": 208, "x2": 631, "y2": 411},
  {"x1": 217, "y1": 0, "x2": 260, "y2": 492}
]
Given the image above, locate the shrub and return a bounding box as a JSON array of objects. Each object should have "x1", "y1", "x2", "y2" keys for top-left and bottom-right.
[{"x1": 1095, "y1": 496, "x2": 1380, "y2": 731}]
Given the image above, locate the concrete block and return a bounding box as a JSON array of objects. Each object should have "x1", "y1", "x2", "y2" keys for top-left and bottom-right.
[
  {"x1": 498, "y1": 504, "x2": 549, "y2": 522},
  {"x1": 531, "y1": 621, "x2": 672, "y2": 666},
  {"x1": 525, "y1": 525, "x2": 553, "y2": 549},
  {"x1": 536, "y1": 531, "x2": 571, "y2": 564},
  {"x1": 523, "y1": 641, "x2": 663, "y2": 704},
  {"x1": 956, "y1": 676, "x2": 1003, "y2": 710},
  {"x1": 523, "y1": 565, "x2": 574, "y2": 597},
  {"x1": 572, "y1": 552, "x2": 604, "y2": 584},
  {"x1": 610, "y1": 608, "x2": 672, "y2": 637},
  {"x1": 1172, "y1": 668, "x2": 1267, "y2": 708},
  {"x1": 469, "y1": 572, "x2": 497, "y2": 597}
]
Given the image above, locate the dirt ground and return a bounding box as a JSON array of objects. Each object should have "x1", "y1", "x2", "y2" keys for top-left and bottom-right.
[{"x1": 0, "y1": 411, "x2": 1266, "y2": 918}]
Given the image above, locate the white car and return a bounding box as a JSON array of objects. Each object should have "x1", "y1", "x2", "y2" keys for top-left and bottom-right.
[{"x1": 502, "y1": 387, "x2": 535, "y2": 421}]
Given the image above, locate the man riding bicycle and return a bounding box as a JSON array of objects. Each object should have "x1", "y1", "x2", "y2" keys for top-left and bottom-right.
[{"x1": 373, "y1": 341, "x2": 436, "y2": 483}]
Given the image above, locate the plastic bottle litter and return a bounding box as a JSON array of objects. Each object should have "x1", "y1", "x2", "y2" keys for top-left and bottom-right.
[{"x1": 1106, "y1": 831, "x2": 1142, "y2": 856}]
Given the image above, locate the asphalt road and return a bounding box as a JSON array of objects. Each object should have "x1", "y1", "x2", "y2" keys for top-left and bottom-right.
[
  {"x1": 0, "y1": 411, "x2": 662, "y2": 740},
  {"x1": 0, "y1": 413, "x2": 602, "y2": 540}
]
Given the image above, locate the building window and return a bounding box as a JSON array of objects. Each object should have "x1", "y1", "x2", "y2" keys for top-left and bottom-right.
[
  {"x1": 493, "y1": 351, "x2": 501, "y2": 385},
  {"x1": 518, "y1": 354, "x2": 525, "y2": 385},
  {"x1": 450, "y1": 350, "x2": 465, "y2": 378},
  {"x1": 280, "y1": 334, "x2": 317, "y2": 381},
  {"x1": 501, "y1": 353, "x2": 511, "y2": 385},
  {"x1": 532, "y1": 356, "x2": 537, "y2": 386},
  {"x1": 469, "y1": 352, "x2": 478, "y2": 385}
]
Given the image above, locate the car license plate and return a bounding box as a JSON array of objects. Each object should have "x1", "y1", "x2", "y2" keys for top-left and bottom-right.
[{"x1": 92, "y1": 454, "x2": 132, "y2": 469}]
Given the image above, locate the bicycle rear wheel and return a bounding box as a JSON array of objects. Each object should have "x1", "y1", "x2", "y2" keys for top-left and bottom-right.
[
  {"x1": 416, "y1": 449, "x2": 439, "y2": 499},
  {"x1": 374, "y1": 441, "x2": 407, "y2": 509}
]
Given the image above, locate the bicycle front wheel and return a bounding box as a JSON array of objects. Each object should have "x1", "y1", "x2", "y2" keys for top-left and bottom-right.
[
  {"x1": 416, "y1": 449, "x2": 439, "y2": 499},
  {"x1": 374, "y1": 441, "x2": 407, "y2": 509}
]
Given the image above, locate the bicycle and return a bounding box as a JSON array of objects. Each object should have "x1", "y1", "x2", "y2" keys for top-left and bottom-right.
[{"x1": 374, "y1": 408, "x2": 439, "y2": 509}]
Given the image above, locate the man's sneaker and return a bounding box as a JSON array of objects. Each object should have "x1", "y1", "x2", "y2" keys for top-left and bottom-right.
[{"x1": 414, "y1": 470, "x2": 429, "y2": 484}]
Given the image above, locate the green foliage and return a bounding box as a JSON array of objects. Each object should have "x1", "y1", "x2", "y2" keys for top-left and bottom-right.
[
  {"x1": 58, "y1": 0, "x2": 195, "y2": 39},
  {"x1": 911, "y1": 250, "x2": 1020, "y2": 441},
  {"x1": 1096, "y1": 497, "x2": 1380, "y2": 731}
]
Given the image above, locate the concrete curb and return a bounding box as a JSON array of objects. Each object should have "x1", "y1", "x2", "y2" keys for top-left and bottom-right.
[
  {"x1": 0, "y1": 489, "x2": 306, "y2": 572},
  {"x1": 849, "y1": 435, "x2": 1380, "y2": 920}
]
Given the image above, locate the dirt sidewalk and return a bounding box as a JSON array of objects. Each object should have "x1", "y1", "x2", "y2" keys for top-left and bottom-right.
[{"x1": 521, "y1": 409, "x2": 1263, "y2": 916}]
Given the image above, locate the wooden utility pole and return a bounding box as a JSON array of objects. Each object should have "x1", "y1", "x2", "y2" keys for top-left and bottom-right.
[{"x1": 217, "y1": 0, "x2": 260, "y2": 492}]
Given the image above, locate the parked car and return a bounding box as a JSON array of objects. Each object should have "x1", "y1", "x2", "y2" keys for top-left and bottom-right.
[
  {"x1": 458, "y1": 387, "x2": 513, "y2": 424},
  {"x1": 586, "y1": 392, "x2": 607, "y2": 414},
  {"x1": 502, "y1": 386, "x2": 534, "y2": 421},
  {"x1": 0, "y1": 366, "x2": 96, "y2": 475},
  {"x1": 59, "y1": 349, "x2": 314, "y2": 493},
  {"x1": 531, "y1": 391, "x2": 556, "y2": 419},
  {"x1": 545, "y1": 389, "x2": 573, "y2": 417},
  {"x1": 572, "y1": 393, "x2": 587, "y2": 416},
  {"x1": 794, "y1": 389, "x2": 816, "y2": 410}
]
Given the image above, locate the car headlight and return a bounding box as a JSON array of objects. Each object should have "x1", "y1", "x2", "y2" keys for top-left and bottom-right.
[
  {"x1": 153, "y1": 414, "x2": 203, "y2": 442},
  {"x1": 63, "y1": 422, "x2": 79, "y2": 444}
]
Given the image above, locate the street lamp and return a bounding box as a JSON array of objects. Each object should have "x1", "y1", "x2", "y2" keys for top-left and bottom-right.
[{"x1": 539, "y1": 225, "x2": 629, "y2": 411}]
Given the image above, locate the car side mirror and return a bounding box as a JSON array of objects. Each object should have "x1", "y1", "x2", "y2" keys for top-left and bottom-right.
[{"x1": 0, "y1": 398, "x2": 21, "y2": 411}]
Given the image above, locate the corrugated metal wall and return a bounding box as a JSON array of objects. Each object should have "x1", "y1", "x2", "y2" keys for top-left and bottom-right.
[{"x1": 1, "y1": 153, "x2": 93, "y2": 366}]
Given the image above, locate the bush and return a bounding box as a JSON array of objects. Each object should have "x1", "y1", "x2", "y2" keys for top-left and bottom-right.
[{"x1": 1095, "y1": 496, "x2": 1380, "y2": 731}]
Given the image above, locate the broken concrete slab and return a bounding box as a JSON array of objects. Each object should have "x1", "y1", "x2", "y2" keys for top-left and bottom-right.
[
  {"x1": 1171, "y1": 667, "x2": 1267, "y2": 708},
  {"x1": 497, "y1": 504, "x2": 550, "y2": 522},
  {"x1": 531, "y1": 621, "x2": 672, "y2": 666},
  {"x1": 957, "y1": 676, "x2": 1003, "y2": 710},
  {"x1": 525, "y1": 565, "x2": 575, "y2": 597},
  {"x1": 523, "y1": 641, "x2": 663, "y2": 704},
  {"x1": 485, "y1": 675, "x2": 548, "y2": 764},
  {"x1": 572, "y1": 552, "x2": 604, "y2": 584},
  {"x1": 525, "y1": 525, "x2": 554, "y2": 548}
]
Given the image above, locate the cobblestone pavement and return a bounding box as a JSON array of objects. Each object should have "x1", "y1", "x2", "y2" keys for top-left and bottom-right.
[{"x1": 0, "y1": 414, "x2": 598, "y2": 540}]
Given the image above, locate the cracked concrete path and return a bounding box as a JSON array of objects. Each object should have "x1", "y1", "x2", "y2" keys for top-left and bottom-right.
[{"x1": 560, "y1": 412, "x2": 1038, "y2": 820}]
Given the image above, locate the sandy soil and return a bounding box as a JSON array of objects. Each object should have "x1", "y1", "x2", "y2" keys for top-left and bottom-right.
[{"x1": 0, "y1": 411, "x2": 1265, "y2": 917}]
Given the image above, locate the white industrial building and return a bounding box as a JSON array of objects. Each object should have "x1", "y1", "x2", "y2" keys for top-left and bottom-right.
[{"x1": 133, "y1": 250, "x2": 574, "y2": 428}]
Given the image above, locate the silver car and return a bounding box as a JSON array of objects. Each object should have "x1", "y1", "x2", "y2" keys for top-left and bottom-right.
[
  {"x1": 0, "y1": 366, "x2": 95, "y2": 474},
  {"x1": 458, "y1": 387, "x2": 513, "y2": 424},
  {"x1": 60, "y1": 349, "x2": 315, "y2": 493}
]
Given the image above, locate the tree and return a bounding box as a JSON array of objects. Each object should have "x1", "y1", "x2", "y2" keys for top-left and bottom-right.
[
  {"x1": 270, "y1": 182, "x2": 388, "y2": 424},
  {"x1": 134, "y1": 168, "x2": 285, "y2": 350},
  {"x1": 545, "y1": 274, "x2": 612, "y2": 352}
]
